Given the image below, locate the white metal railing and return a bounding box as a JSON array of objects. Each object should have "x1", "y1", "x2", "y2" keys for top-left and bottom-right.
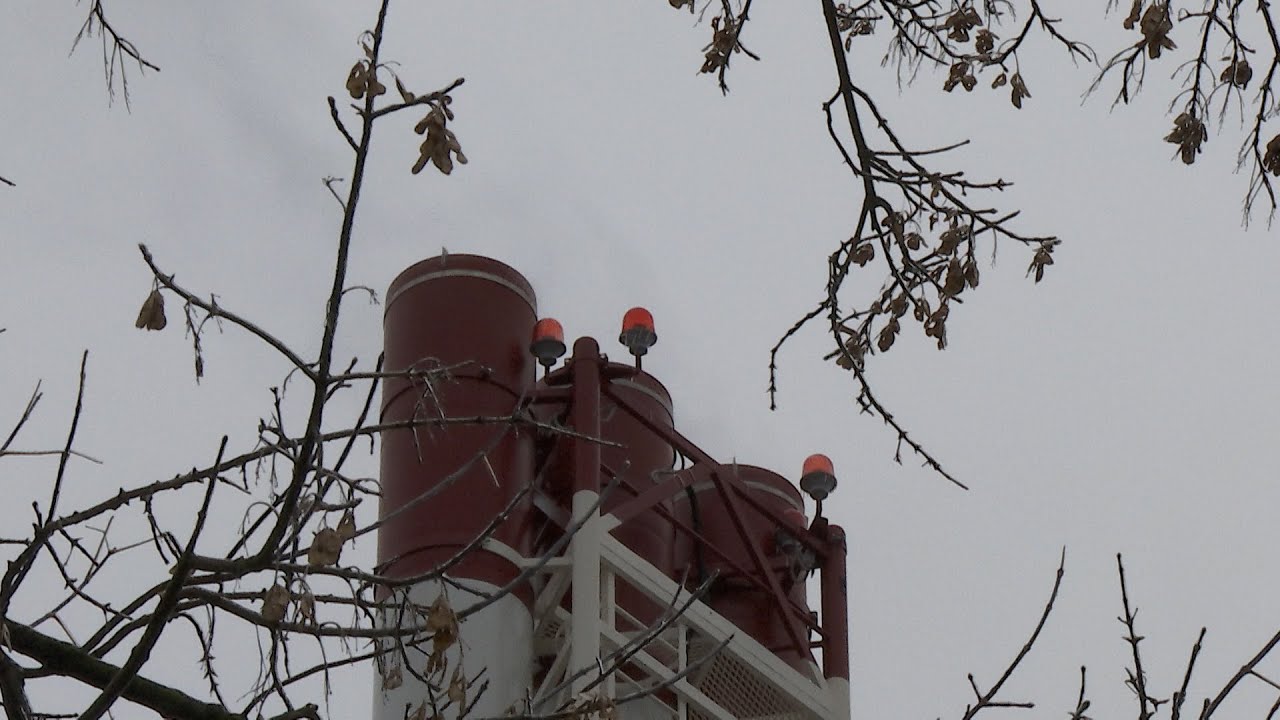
[{"x1": 513, "y1": 528, "x2": 842, "y2": 720}]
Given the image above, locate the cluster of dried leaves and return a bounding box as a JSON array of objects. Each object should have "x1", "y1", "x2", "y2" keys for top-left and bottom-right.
[
  {"x1": 342, "y1": 33, "x2": 467, "y2": 177},
  {"x1": 1124, "y1": 1, "x2": 1176, "y2": 59},
  {"x1": 380, "y1": 592, "x2": 470, "y2": 720},
  {"x1": 1165, "y1": 111, "x2": 1208, "y2": 165},
  {"x1": 656, "y1": 0, "x2": 1279, "y2": 484},
  {"x1": 0, "y1": 8, "x2": 502, "y2": 720},
  {"x1": 413, "y1": 99, "x2": 467, "y2": 176},
  {"x1": 657, "y1": 0, "x2": 1080, "y2": 484},
  {"x1": 1095, "y1": 0, "x2": 1280, "y2": 219},
  {"x1": 827, "y1": 1, "x2": 1092, "y2": 112},
  {"x1": 550, "y1": 692, "x2": 619, "y2": 720}
]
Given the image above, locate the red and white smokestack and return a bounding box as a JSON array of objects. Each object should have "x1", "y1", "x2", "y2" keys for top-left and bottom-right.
[{"x1": 376, "y1": 255, "x2": 538, "y2": 719}]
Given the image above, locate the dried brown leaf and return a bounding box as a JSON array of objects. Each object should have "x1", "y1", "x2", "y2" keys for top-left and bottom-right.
[
  {"x1": 448, "y1": 666, "x2": 466, "y2": 706},
  {"x1": 836, "y1": 336, "x2": 864, "y2": 370},
  {"x1": 876, "y1": 316, "x2": 900, "y2": 352},
  {"x1": 942, "y1": 257, "x2": 966, "y2": 297},
  {"x1": 1010, "y1": 73, "x2": 1031, "y2": 109},
  {"x1": 1164, "y1": 112, "x2": 1206, "y2": 164},
  {"x1": 1263, "y1": 134, "x2": 1280, "y2": 176},
  {"x1": 1139, "y1": 3, "x2": 1176, "y2": 59},
  {"x1": 336, "y1": 510, "x2": 357, "y2": 541},
  {"x1": 913, "y1": 297, "x2": 931, "y2": 322},
  {"x1": 975, "y1": 29, "x2": 995, "y2": 55},
  {"x1": 346, "y1": 62, "x2": 367, "y2": 100},
  {"x1": 262, "y1": 584, "x2": 290, "y2": 623},
  {"x1": 944, "y1": 62, "x2": 972, "y2": 92},
  {"x1": 938, "y1": 226, "x2": 965, "y2": 255},
  {"x1": 1220, "y1": 59, "x2": 1252, "y2": 88},
  {"x1": 1027, "y1": 244, "x2": 1056, "y2": 282},
  {"x1": 307, "y1": 528, "x2": 343, "y2": 567},
  {"x1": 1124, "y1": 0, "x2": 1143, "y2": 29},
  {"x1": 394, "y1": 75, "x2": 415, "y2": 103},
  {"x1": 851, "y1": 241, "x2": 875, "y2": 267},
  {"x1": 382, "y1": 663, "x2": 403, "y2": 691},
  {"x1": 297, "y1": 590, "x2": 316, "y2": 624},
  {"x1": 924, "y1": 303, "x2": 950, "y2": 349},
  {"x1": 135, "y1": 289, "x2": 167, "y2": 331},
  {"x1": 943, "y1": 7, "x2": 982, "y2": 42}
]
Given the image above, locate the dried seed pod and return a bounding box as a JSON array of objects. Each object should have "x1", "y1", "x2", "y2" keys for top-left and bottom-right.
[
  {"x1": 975, "y1": 29, "x2": 995, "y2": 55},
  {"x1": 366, "y1": 70, "x2": 387, "y2": 98},
  {"x1": 382, "y1": 663, "x2": 403, "y2": 691},
  {"x1": 297, "y1": 590, "x2": 317, "y2": 624},
  {"x1": 345, "y1": 62, "x2": 368, "y2": 100},
  {"x1": 336, "y1": 510, "x2": 356, "y2": 541},
  {"x1": 1010, "y1": 73, "x2": 1031, "y2": 109},
  {"x1": 307, "y1": 528, "x2": 343, "y2": 567},
  {"x1": 394, "y1": 75, "x2": 415, "y2": 103},
  {"x1": 261, "y1": 584, "x2": 290, "y2": 623},
  {"x1": 1123, "y1": 0, "x2": 1143, "y2": 29},
  {"x1": 913, "y1": 297, "x2": 930, "y2": 322},
  {"x1": 1263, "y1": 134, "x2": 1280, "y2": 176},
  {"x1": 944, "y1": 61, "x2": 970, "y2": 92},
  {"x1": 1220, "y1": 59, "x2": 1252, "y2": 88},
  {"x1": 448, "y1": 666, "x2": 466, "y2": 706},
  {"x1": 877, "y1": 316, "x2": 900, "y2": 352},
  {"x1": 942, "y1": 257, "x2": 966, "y2": 297},
  {"x1": 1139, "y1": 3, "x2": 1176, "y2": 58},
  {"x1": 135, "y1": 289, "x2": 167, "y2": 331},
  {"x1": 924, "y1": 303, "x2": 950, "y2": 348},
  {"x1": 1027, "y1": 244, "x2": 1056, "y2": 282},
  {"x1": 1164, "y1": 112, "x2": 1207, "y2": 164},
  {"x1": 425, "y1": 593, "x2": 459, "y2": 676},
  {"x1": 851, "y1": 241, "x2": 875, "y2": 266},
  {"x1": 938, "y1": 226, "x2": 965, "y2": 255}
]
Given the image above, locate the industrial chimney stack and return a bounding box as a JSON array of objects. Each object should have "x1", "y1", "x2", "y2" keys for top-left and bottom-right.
[{"x1": 374, "y1": 254, "x2": 850, "y2": 720}]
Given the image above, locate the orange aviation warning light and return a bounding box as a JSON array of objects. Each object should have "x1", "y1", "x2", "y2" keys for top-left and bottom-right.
[
  {"x1": 800, "y1": 453, "x2": 838, "y2": 509},
  {"x1": 619, "y1": 307, "x2": 657, "y2": 369},
  {"x1": 530, "y1": 318, "x2": 567, "y2": 375}
]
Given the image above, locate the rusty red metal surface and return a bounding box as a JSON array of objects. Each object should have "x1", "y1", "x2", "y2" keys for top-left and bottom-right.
[
  {"x1": 674, "y1": 464, "x2": 816, "y2": 672},
  {"x1": 821, "y1": 523, "x2": 850, "y2": 681},
  {"x1": 378, "y1": 254, "x2": 537, "y2": 604},
  {"x1": 377, "y1": 253, "x2": 849, "y2": 678},
  {"x1": 535, "y1": 359, "x2": 677, "y2": 627}
]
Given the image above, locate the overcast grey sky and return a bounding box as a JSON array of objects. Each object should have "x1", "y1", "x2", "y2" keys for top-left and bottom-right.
[{"x1": 2, "y1": 2, "x2": 1278, "y2": 719}]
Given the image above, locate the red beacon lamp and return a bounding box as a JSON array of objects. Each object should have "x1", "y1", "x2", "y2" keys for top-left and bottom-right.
[
  {"x1": 618, "y1": 307, "x2": 657, "y2": 370},
  {"x1": 530, "y1": 318, "x2": 567, "y2": 376},
  {"x1": 800, "y1": 453, "x2": 837, "y2": 515}
]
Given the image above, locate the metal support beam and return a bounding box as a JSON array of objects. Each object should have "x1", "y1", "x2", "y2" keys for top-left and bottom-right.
[
  {"x1": 568, "y1": 337, "x2": 603, "y2": 695},
  {"x1": 821, "y1": 524, "x2": 850, "y2": 720}
]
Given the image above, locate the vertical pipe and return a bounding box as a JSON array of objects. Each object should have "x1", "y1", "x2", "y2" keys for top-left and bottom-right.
[
  {"x1": 569, "y1": 338, "x2": 603, "y2": 694},
  {"x1": 821, "y1": 524, "x2": 850, "y2": 720}
]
